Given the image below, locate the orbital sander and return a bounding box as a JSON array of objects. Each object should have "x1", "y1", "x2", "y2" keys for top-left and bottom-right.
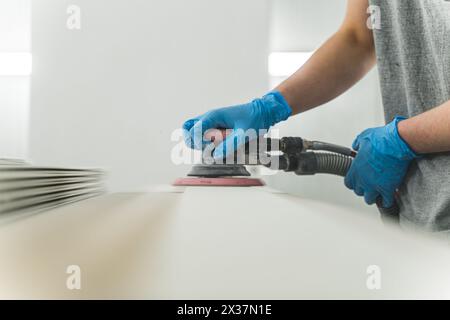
[{"x1": 174, "y1": 129, "x2": 265, "y2": 187}]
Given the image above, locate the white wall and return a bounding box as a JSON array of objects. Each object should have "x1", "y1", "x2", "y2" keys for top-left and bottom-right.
[
  {"x1": 267, "y1": 0, "x2": 385, "y2": 211},
  {"x1": 270, "y1": 0, "x2": 345, "y2": 51},
  {"x1": 30, "y1": 0, "x2": 385, "y2": 210},
  {"x1": 31, "y1": 0, "x2": 270, "y2": 191},
  {"x1": 0, "y1": 0, "x2": 31, "y2": 159}
]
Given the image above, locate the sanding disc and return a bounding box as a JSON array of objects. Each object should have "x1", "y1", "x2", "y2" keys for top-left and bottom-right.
[
  {"x1": 187, "y1": 164, "x2": 251, "y2": 178},
  {"x1": 173, "y1": 177, "x2": 264, "y2": 187}
]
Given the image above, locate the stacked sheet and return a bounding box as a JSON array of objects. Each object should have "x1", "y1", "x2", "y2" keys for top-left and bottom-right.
[{"x1": 0, "y1": 160, "x2": 105, "y2": 215}]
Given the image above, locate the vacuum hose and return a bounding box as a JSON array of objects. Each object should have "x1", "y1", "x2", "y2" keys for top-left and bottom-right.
[{"x1": 315, "y1": 152, "x2": 352, "y2": 176}]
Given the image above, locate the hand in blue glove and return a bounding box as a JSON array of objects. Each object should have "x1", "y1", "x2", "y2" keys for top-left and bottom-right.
[
  {"x1": 344, "y1": 117, "x2": 419, "y2": 207},
  {"x1": 183, "y1": 91, "x2": 292, "y2": 159}
]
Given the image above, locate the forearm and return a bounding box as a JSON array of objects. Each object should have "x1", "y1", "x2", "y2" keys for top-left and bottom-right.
[
  {"x1": 398, "y1": 100, "x2": 450, "y2": 154},
  {"x1": 276, "y1": 29, "x2": 376, "y2": 115}
]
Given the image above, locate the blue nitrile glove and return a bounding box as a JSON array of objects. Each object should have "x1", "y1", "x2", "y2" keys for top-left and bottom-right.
[
  {"x1": 344, "y1": 117, "x2": 419, "y2": 207},
  {"x1": 183, "y1": 91, "x2": 292, "y2": 159}
]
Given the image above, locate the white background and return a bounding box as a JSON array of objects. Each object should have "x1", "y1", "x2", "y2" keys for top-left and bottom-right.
[
  {"x1": 2, "y1": 0, "x2": 385, "y2": 211},
  {"x1": 30, "y1": 0, "x2": 270, "y2": 191},
  {"x1": 0, "y1": 0, "x2": 30, "y2": 159},
  {"x1": 267, "y1": 0, "x2": 384, "y2": 210}
]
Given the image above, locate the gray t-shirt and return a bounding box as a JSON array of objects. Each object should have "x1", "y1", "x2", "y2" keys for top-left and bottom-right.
[{"x1": 369, "y1": 0, "x2": 450, "y2": 231}]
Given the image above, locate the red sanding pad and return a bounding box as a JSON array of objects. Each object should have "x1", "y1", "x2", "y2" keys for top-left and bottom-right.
[{"x1": 173, "y1": 177, "x2": 264, "y2": 187}]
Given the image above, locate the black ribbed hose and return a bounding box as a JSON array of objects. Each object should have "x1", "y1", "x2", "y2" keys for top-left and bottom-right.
[{"x1": 315, "y1": 153, "x2": 352, "y2": 176}]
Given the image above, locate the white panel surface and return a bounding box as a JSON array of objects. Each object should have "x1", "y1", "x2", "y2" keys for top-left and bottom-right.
[{"x1": 0, "y1": 189, "x2": 449, "y2": 299}]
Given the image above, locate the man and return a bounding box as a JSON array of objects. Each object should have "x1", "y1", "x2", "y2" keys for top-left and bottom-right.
[{"x1": 183, "y1": 0, "x2": 450, "y2": 232}]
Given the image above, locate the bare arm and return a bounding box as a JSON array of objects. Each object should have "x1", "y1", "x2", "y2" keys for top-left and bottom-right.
[
  {"x1": 398, "y1": 100, "x2": 450, "y2": 154},
  {"x1": 276, "y1": 0, "x2": 376, "y2": 115}
]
